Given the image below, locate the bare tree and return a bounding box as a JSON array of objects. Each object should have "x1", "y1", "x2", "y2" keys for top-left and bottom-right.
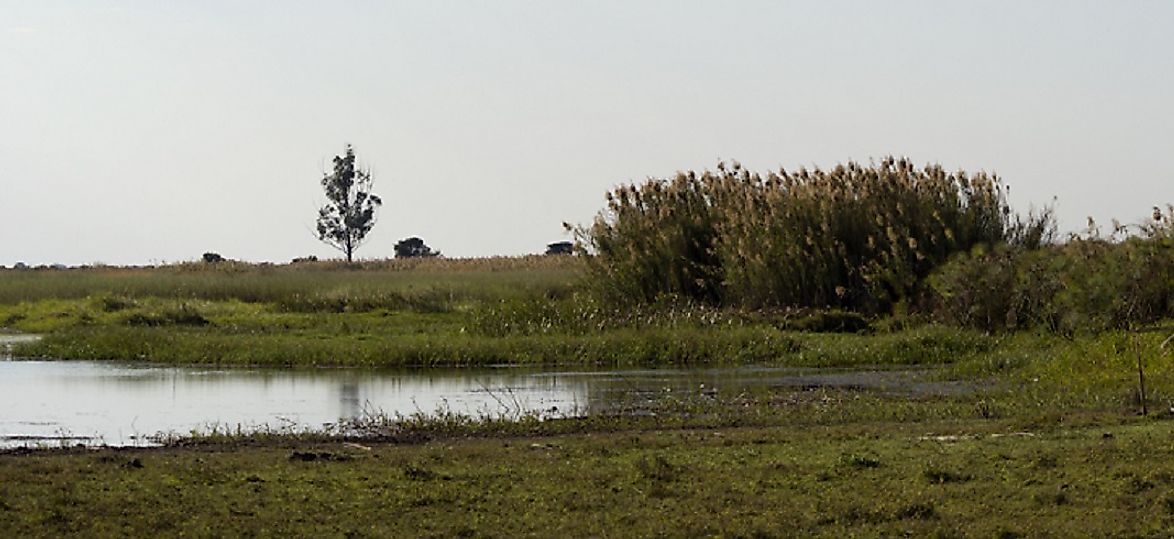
[{"x1": 316, "y1": 145, "x2": 382, "y2": 263}]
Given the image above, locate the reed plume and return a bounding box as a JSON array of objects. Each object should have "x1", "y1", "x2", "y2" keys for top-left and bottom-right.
[{"x1": 578, "y1": 157, "x2": 1013, "y2": 313}]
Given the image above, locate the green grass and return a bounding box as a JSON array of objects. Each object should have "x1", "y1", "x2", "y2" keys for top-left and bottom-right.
[
  {"x1": 5, "y1": 399, "x2": 1174, "y2": 537},
  {"x1": 6, "y1": 293, "x2": 1008, "y2": 367},
  {"x1": 0, "y1": 261, "x2": 1009, "y2": 368}
]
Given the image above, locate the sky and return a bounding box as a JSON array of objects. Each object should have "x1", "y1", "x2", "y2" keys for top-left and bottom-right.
[{"x1": 1, "y1": 1, "x2": 1171, "y2": 266}]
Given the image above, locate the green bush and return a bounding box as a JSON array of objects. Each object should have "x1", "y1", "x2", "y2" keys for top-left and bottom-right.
[{"x1": 928, "y1": 206, "x2": 1174, "y2": 333}]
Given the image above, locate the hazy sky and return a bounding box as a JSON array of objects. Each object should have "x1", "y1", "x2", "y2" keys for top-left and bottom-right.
[{"x1": 2, "y1": 1, "x2": 1171, "y2": 266}]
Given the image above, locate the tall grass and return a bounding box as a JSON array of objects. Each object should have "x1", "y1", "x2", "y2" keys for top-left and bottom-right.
[
  {"x1": 579, "y1": 158, "x2": 1036, "y2": 313},
  {"x1": 0, "y1": 256, "x2": 583, "y2": 312},
  {"x1": 929, "y1": 205, "x2": 1174, "y2": 333}
]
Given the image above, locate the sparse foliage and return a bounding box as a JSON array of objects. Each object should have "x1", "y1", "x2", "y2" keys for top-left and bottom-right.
[{"x1": 316, "y1": 145, "x2": 382, "y2": 263}]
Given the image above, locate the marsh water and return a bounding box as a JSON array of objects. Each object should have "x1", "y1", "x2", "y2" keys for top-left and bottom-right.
[{"x1": 0, "y1": 335, "x2": 965, "y2": 448}]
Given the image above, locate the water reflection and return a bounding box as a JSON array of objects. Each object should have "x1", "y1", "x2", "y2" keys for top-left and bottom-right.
[
  {"x1": 0, "y1": 361, "x2": 598, "y2": 447},
  {"x1": 0, "y1": 359, "x2": 966, "y2": 448},
  {"x1": 338, "y1": 381, "x2": 361, "y2": 420}
]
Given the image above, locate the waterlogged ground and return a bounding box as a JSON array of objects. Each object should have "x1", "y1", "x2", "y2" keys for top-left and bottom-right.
[{"x1": 0, "y1": 358, "x2": 970, "y2": 448}]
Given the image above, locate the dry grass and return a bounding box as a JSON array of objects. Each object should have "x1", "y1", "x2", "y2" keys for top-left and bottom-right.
[{"x1": 0, "y1": 256, "x2": 584, "y2": 309}]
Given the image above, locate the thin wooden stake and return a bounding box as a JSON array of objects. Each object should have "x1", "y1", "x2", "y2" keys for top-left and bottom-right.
[{"x1": 1137, "y1": 334, "x2": 1148, "y2": 416}]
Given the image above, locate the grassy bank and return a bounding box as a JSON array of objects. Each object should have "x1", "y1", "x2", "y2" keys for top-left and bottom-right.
[
  {"x1": 0, "y1": 259, "x2": 1006, "y2": 367},
  {"x1": 2, "y1": 292, "x2": 1034, "y2": 369},
  {"x1": 4, "y1": 394, "x2": 1174, "y2": 537},
  {"x1": 4, "y1": 253, "x2": 1171, "y2": 372}
]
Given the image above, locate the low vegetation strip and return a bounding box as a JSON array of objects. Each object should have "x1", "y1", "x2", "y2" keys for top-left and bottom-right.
[
  {"x1": 4, "y1": 410, "x2": 1174, "y2": 537},
  {"x1": 0, "y1": 255, "x2": 582, "y2": 306},
  {"x1": 4, "y1": 292, "x2": 1009, "y2": 367},
  {"x1": 13, "y1": 321, "x2": 998, "y2": 368}
]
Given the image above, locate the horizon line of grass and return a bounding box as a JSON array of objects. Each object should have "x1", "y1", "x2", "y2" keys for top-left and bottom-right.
[{"x1": 0, "y1": 255, "x2": 584, "y2": 307}]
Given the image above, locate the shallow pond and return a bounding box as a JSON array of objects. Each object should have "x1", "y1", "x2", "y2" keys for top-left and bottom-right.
[{"x1": 0, "y1": 335, "x2": 967, "y2": 447}]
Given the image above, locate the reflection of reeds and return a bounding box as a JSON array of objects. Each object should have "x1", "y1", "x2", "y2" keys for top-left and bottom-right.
[{"x1": 579, "y1": 158, "x2": 1014, "y2": 313}]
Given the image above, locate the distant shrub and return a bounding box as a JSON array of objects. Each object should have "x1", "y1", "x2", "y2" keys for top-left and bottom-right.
[
  {"x1": 90, "y1": 294, "x2": 137, "y2": 313},
  {"x1": 545, "y1": 241, "x2": 574, "y2": 255},
  {"x1": 394, "y1": 237, "x2": 440, "y2": 259}
]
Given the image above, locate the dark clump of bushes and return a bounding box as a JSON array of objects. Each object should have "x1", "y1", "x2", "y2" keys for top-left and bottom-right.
[
  {"x1": 783, "y1": 310, "x2": 871, "y2": 333},
  {"x1": 91, "y1": 294, "x2": 137, "y2": 313},
  {"x1": 124, "y1": 304, "x2": 211, "y2": 327}
]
